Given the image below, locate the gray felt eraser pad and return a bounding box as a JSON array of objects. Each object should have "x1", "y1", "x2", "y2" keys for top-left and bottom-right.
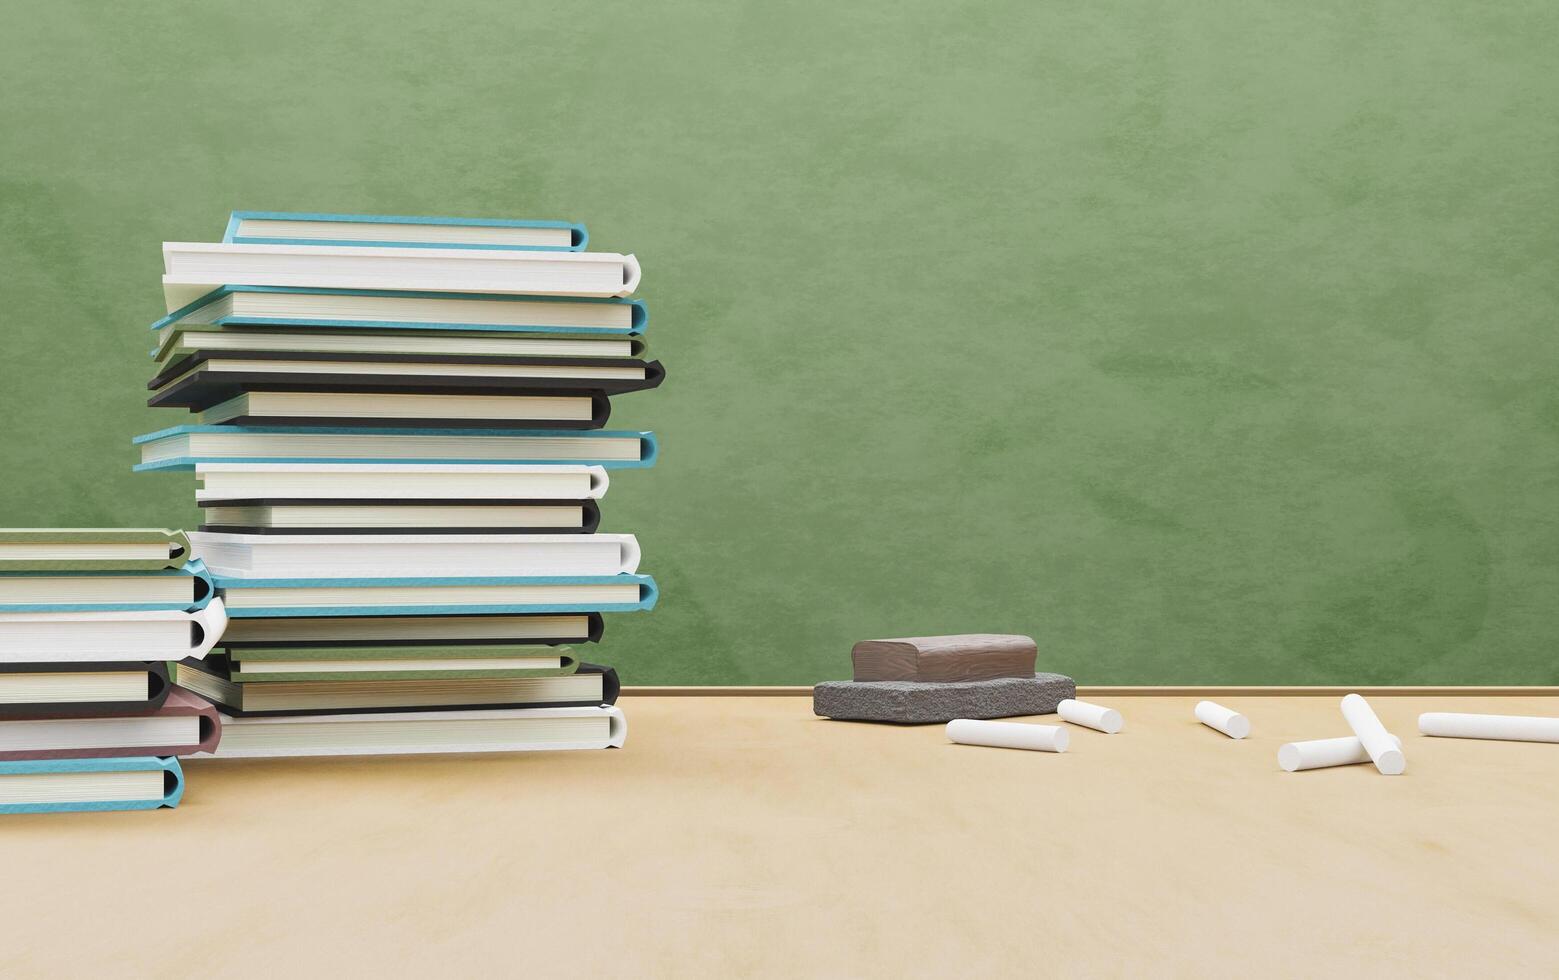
[{"x1": 812, "y1": 673, "x2": 1076, "y2": 724}]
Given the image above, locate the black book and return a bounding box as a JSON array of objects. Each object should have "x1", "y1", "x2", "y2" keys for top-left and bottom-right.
[
  {"x1": 0, "y1": 661, "x2": 171, "y2": 718},
  {"x1": 147, "y1": 349, "x2": 667, "y2": 419},
  {"x1": 219, "y1": 611, "x2": 605, "y2": 647}
]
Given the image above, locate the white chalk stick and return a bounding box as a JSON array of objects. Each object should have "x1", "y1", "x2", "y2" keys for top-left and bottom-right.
[
  {"x1": 1195, "y1": 700, "x2": 1249, "y2": 739},
  {"x1": 1057, "y1": 698, "x2": 1124, "y2": 734},
  {"x1": 1419, "y1": 712, "x2": 1559, "y2": 743},
  {"x1": 946, "y1": 719, "x2": 1069, "y2": 753},
  {"x1": 1340, "y1": 693, "x2": 1405, "y2": 774},
  {"x1": 1278, "y1": 734, "x2": 1403, "y2": 772}
]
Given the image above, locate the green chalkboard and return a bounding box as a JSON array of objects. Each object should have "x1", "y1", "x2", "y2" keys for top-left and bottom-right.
[{"x1": 1, "y1": 1, "x2": 1555, "y2": 684}]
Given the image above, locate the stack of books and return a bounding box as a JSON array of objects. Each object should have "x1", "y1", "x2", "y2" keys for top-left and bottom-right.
[
  {"x1": 0, "y1": 529, "x2": 226, "y2": 814},
  {"x1": 133, "y1": 212, "x2": 660, "y2": 758}
]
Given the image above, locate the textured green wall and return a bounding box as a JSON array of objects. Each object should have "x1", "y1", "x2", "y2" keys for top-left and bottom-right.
[{"x1": 1, "y1": 1, "x2": 1555, "y2": 684}]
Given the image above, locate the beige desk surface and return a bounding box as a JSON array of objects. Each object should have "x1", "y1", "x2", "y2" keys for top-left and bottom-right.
[{"x1": 4, "y1": 694, "x2": 1557, "y2": 978}]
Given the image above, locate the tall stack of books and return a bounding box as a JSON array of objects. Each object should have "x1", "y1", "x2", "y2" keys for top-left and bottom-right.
[
  {"x1": 133, "y1": 212, "x2": 660, "y2": 758},
  {"x1": 0, "y1": 529, "x2": 226, "y2": 814}
]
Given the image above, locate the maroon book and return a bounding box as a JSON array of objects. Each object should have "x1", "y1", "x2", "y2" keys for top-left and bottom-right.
[{"x1": 0, "y1": 688, "x2": 221, "y2": 761}]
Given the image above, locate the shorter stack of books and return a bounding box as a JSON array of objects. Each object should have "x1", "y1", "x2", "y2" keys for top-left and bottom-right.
[{"x1": 0, "y1": 529, "x2": 226, "y2": 814}]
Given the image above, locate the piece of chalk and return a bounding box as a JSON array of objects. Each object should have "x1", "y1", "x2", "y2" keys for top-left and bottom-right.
[
  {"x1": 1419, "y1": 712, "x2": 1559, "y2": 743},
  {"x1": 1195, "y1": 700, "x2": 1250, "y2": 739},
  {"x1": 1278, "y1": 734, "x2": 1403, "y2": 772},
  {"x1": 1057, "y1": 698, "x2": 1124, "y2": 734},
  {"x1": 946, "y1": 719, "x2": 1069, "y2": 753},
  {"x1": 1340, "y1": 693, "x2": 1405, "y2": 775}
]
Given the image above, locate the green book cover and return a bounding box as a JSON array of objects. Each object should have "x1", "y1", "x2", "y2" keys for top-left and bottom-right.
[
  {"x1": 204, "y1": 643, "x2": 580, "y2": 682},
  {"x1": 171, "y1": 659, "x2": 613, "y2": 714},
  {"x1": 0, "y1": 529, "x2": 190, "y2": 571}
]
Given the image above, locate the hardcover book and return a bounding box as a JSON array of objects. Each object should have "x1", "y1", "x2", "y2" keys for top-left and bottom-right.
[
  {"x1": 197, "y1": 498, "x2": 601, "y2": 535},
  {"x1": 147, "y1": 349, "x2": 666, "y2": 405},
  {"x1": 190, "y1": 530, "x2": 640, "y2": 578},
  {"x1": 0, "y1": 560, "x2": 214, "y2": 611},
  {"x1": 197, "y1": 704, "x2": 625, "y2": 758},
  {"x1": 206, "y1": 643, "x2": 580, "y2": 682},
  {"x1": 0, "y1": 598, "x2": 227, "y2": 664},
  {"x1": 151, "y1": 287, "x2": 646, "y2": 337},
  {"x1": 192, "y1": 462, "x2": 610, "y2": 502},
  {"x1": 133, "y1": 425, "x2": 657, "y2": 470},
  {"x1": 222, "y1": 211, "x2": 588, "y2": 251},
  {"x1": 174, "y1": 660, "x2": 618, "y2": 715},
  {"x1": 0, "y1": 689, "x2": 220, "y2": 761},
  {"x1": 155, "y1": 324, "x2": 645, "y2": 365},
  {"x1": 210, "y1": 573, "x2": 658, "y2": 617},
  {"x1": 0, "y1": 529, "x2": 191, "y2": 571},
  {"x1": 220, "y1": 611, "x2": 602, "y2": 646},
  {"x1": 0, "y1": 756, "x2": 184, "y2": 814},
  {"x1": 161, "y1": 241, "x2": 641, "y2": 309},
  {"x1": 0, "y1": 662, "x2": 171, "y2": 718},
  {"x1": 189, "y1": 390, "x2": 613, "y2": 430}
]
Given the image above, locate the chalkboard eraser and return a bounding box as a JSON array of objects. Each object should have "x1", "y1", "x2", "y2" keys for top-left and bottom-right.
[{"x1": 850, "y1": 634, "x2": 1036, "y2": 682}]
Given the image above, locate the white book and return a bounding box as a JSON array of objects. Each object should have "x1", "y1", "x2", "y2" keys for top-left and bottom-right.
[
  {"x1": 197, "y1": 704, "x2": 626, "y2": 758},
  {"x1": 0, "y1": 598, "x2": 227, "y2": 664},
  {"x1": 189, "y1": 531, "x2": 640, "y2": 578},
  {"x1": 194, "y1": 462, "x2": 609, "y2": 502},
  {"x1": 162, "y1": 242, "x2": 642, "y2": 310},
  {"x1": 153, "y1": 288, "x2": 643, "y2": 337}
]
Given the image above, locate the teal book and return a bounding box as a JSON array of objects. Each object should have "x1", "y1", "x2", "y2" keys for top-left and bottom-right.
[
  {"x1": 222, "y1": 211, "x2": 587, "y2": 251},
  {"x1": 132, "y1": 425, "x2": 658, "y2": 471},
  {"x1": 0, "y1": 756, "x2": 183, "y2": 815},
  {"x1": 212, "y1": 572, "x2": 658, "y2": 618}
]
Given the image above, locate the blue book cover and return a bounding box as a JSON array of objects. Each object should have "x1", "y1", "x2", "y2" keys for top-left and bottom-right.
[
  {"x1": 0, "y1": 756, "x2": 184, "y2": 815},
  {"x1": 223, "y1": 211, "x2": 588, "y2": 250},
  {"x1": 213, "y1": 572, "x2": 658, "y2": 617},
  {"x1": 149, "y1": 286, "x2": 647, "y2": 335},
  {"x1": 131, "y1": 425, "x2": 659, "y2": 471},
  {"x1": 0, "y1": 560, "x2": 215, "y2": 613}
]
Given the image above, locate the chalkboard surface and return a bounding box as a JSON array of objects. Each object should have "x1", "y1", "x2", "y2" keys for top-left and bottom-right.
[{"x1": 1, "y1": 1, "x2": 1554, "y2": 683}]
